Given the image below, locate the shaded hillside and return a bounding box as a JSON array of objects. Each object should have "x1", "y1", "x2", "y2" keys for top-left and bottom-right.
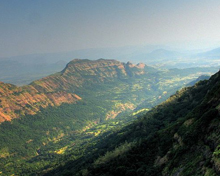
[
  {"x1": 0, "y1": 59, "x2": 216, "y2": 175},
  {"x1": 87, "y1": 73, "x2": 220, "y2": 176},
  {"x1": 45, "y1": 70, "x2": 220, "y2": 176},
  {"x1": 1, "y1": 59, "x2": 213, "y2": 123}
]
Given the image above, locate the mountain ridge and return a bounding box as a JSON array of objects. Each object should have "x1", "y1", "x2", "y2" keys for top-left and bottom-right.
[
  {"x1": 0, "y1": 58, "x2": 217, "y2": 123},
  {"x1": 0, "y1": 59, "x2": 219, "y2": 175},
  {"x1": 0, "y1": 59, "x2": 148, "y2": 123}
]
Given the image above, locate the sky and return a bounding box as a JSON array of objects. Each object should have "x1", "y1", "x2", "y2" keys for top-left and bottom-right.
[{"x1": 1, "y1": 0, "x2": 220, "y2": 57}]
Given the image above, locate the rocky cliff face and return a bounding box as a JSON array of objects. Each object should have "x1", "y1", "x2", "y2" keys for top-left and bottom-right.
[
  {"x1": 0, "y1": 59, "x2": 146, "y2": 123},
  {"x1": 0, "y1": 82, "x2": 80, "y2": 122},
  {"x1": 30, "y1": 59, "x2": 147, "y2": 92}
]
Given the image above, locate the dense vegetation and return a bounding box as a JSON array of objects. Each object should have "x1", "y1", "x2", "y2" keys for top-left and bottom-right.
[
  {"x1": 0, "y1": 59, "x2": 218, "y2": 175},
  {"x1": 45, "y1": 71, "x2": 220, "y2": 176}
]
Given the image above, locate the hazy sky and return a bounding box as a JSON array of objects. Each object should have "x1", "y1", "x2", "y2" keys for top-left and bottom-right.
[{"x1": 1, "y1": 0, "x2": 220, "y2": 57}]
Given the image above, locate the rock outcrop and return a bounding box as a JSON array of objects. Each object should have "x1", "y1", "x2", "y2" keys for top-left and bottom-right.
[{"x1": 0, "y1": 59, "x2": 147, "y2": 123}]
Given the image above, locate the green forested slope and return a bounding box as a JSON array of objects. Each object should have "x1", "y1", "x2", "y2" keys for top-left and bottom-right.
[
  {"x1": 0, "y1": 59, "x2": 217, "y2": 175},
  {"x1": 46, "y1": 71, "x2": 220, "y2": 176}
]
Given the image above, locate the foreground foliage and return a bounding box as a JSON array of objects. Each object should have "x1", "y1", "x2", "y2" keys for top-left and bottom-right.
[
  {"x1": 46, "y1": 71, "x2": 220, "y2": 176},
  {"x1": 0, "y1": 59, "x2": 217, "y2": 175}
]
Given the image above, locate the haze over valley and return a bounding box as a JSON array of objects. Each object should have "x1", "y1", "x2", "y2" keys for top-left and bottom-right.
[{"x1": 0, "y1": 1, "x2": 220, "y2": 175}]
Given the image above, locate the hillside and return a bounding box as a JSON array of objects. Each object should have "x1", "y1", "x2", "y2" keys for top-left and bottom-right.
[
  {"x1": 0, "y1": 59, "x2": 155, "y2": 123},
  {"x1": 30, "y1": 59, "x2": 147, "y2": 92},
  {"x1": 1, "y1": 59, "x2": 214, "y2": 124},
  {"x1": 46, "y1": 69, "x2": 220, "y2": 175},
  {"x1": 0, "y1": 81, "x2": 80, "y2": 122},
  {"x1": 0, "y1": 59, "x2": 218, "y2": 175}
]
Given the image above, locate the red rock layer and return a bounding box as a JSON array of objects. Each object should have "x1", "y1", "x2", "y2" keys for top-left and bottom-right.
[{"x1": 0, "y1": 59, "x2": 146, "y2": 123}]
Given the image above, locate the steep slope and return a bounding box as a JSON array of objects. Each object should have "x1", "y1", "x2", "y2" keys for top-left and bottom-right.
[
  {"x1": 0, "y1": 59, "x2": 218, "y2": 175},
  {"x1": 0, "y1": 82, "x2": 80, "y2": 122},
  {"x1": 0, "y1": 59, "x2": 148, "y2": 123},
  {"x1": 89, "y1": 72, "x2": 220, "y2": 176},
  {"x1": 1, "y1": 58, "x2": 208, "y2": 124},
  {"x1": 46, "y1": 70, "x2": 220, "y2": 176},
  {"x1": 30, "y1": 59, "x2": 151, "y2": 92}
]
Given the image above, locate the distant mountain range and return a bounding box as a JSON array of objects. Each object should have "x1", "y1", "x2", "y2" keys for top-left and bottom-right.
[
  {"x1": 132, "y1": 48, "x2": 220, "y2": 68},
  {"x1": 1, "y1": 46, "x2": 220, "y2": 85}
]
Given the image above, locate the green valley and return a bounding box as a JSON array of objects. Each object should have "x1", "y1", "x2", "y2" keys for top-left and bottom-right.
[
  {"x1": 46, "y1": 66, "x2": 220, "y2": 176},
  {"x1": 0, "y1": 59, "x2": 218, "y2": 175},
  {"x1": 2, "y1": 1, "x2": 220, "y2": 176}
]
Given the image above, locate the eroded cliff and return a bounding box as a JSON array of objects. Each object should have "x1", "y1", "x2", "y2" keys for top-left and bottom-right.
[{"x1": 0, "y1": 59, "x2": 147, "y2": 122}]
